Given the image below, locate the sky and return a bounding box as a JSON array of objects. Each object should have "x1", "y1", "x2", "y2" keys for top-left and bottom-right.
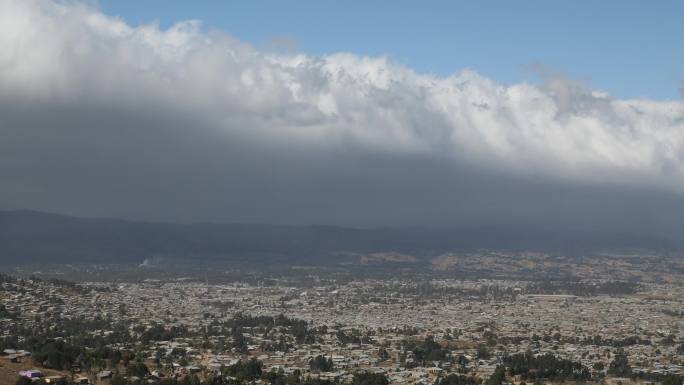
[
  {"x1": 2, "y1": 0, "x2": 684, "y2": 239},
  {"x1": 94, "y1": 0, "x2": 684, "y2": 100}
]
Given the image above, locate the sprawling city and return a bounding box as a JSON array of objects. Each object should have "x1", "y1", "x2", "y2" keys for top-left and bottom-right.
[
  {"x1": 2, "y1": 251, "x2": 684, "y2": 385},
  {"x1": 3, "y1": 1, "x2": 684, "y2": 385}
]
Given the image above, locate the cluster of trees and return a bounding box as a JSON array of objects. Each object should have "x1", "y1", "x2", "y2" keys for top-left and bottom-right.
[
  {"x1": 2, "y1": 312, "x2": 136, "y2": 349},
  {"x1": 377, "y1": 348, "x2": 389, "y2": 361},
  {"x1": 224, "y1": 314, "x2": 311, "y2": 339},
  {"x1": 30, "y1": 339, "x2": 84, "y2": 370},
  {"x1": 485, "y1": 366, "x2": 506, "y2": 385},
  {"x1": 0, "y1": 322, "x2": 161, "y2": 372},
  {"x1": 139, "y1": 324, "x2": 191, "y2": 344},
  {"x1": 265, "y1": 370, "x2": 388, "y2": 385},
  {"x1": 476, "y1": 351, "x2": 618, "y2": 385},
  {"x1": 579, "y1": 335, "x2": 651, "y2": 347},
  {"x1": 335, "y1": 330, "x2": 371, "y2": 345},
  {"x1": 219, "y1": 362, "x2": 387, "y2": 385},
  {"x1": 0, "y1": 303, "x2": 16, "y2": 319},
  {"x1": 349, "y1": 372, "x2": 388, "y2": 385},
  {"x1": 409, "y1": 336, "x2": 450, "y2": 365},
  {"x1": 201, "y1": 314, "x2": 319, "y2": 352},
  {"x1": 504, "y1": 352, "x2": 591, "y2": 381},
  {"x1": 73, "y1": 370, "x2": 390, "y2": 385},
  {"x1": 15, "y1": 358, "x2": 389, "y2": 385},
  {"x1": 1, "y1": 304, "x2": 328, "y2": 376},
  {"x1": 110, "y1": 374, "x2": 203, "y2": 385},
  {"x1": 677, "y1": 342, "x2": 684, "y2": 355},
  {"x1": 522, "y1": 332, "x2": 654, "y2": 348},
  {"x1": 309, "y1": 355, "x2": 334, "y2": 372},
  {"x1": 632, "y1": 372, "x2": 684, "y2": 385},
  {"x1": 0, "y1": 313, "x2": 145, "y2": 370},
  {"x1": 476, "y1": 345, "x2": 490, "y2": 359},
  {"x1": 222, "y1": 358, "x2": 263, "y2": 382},
  {"x1": 126, "y1": 361, "x2": 151, "y2": 377},
  {"x1": 437, "y1": 374, "x2": 481, "y2": 385},
  {"x1": 260, "y1": 334, "x2": 291, "y2": 353},
  {"x1": 607, "y1": 350, "x2": 632, "y2": 377},
  {"x1": 261, "y1": 369, "x2": 307, "y2": 385},
  {"x1": 661, "y1": 375, "x2": 684, "y2": 385}
]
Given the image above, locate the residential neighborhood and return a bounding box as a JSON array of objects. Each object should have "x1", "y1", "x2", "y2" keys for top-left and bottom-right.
[{"x1": 2, "y1": 270, "x2": 683, "y2": 385}]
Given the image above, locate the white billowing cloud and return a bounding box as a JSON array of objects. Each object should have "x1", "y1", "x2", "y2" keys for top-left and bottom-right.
[{"x1": 1, "y1": 0, "x2": 684, "y2": 192}]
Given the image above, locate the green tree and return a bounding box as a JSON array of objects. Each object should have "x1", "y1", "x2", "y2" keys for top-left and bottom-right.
[
  {"x1": 352, "y1": 372, "x2": 389, "y2": 385},
  {"x1": 662, "y1": 375, "x2": 683, "y2": 385},
  {"x1": 309, "y1": 355, "x2": 333, "y2": 372},
  {"x1": 15, "y1": 377, "x2": 32, "y2": 385},
  {"x1": 486, "y1": 366, "x2": 506, "y2": 385},
  {"x1": 111, "y1": 374, "x2": 126, "y2": 385},
  {"x1": 607, "y1": 350, "x2": 631, "y2": 377}
]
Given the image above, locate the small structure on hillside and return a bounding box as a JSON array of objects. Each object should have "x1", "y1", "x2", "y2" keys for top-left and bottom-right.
[{"x1": 19, "y1": 369, "x2": 44, "y2": 379}]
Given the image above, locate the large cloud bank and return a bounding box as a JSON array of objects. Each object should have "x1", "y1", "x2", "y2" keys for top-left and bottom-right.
[{"x1": 2, "y1": 0, "x2": 684, "y2": 236}]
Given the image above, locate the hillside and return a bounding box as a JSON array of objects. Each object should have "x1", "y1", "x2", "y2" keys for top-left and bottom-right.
[{"x1": 0, "y1": 210, "x2": 680, "y2": 265}]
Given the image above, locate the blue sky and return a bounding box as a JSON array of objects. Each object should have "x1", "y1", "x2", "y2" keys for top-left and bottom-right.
[{"x1": 96, "y1": 0, "x2": 684, "y2": 100}]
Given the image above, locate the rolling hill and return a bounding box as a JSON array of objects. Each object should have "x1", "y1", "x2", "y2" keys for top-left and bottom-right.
[{"x1": 0, "y1": 210, "x2": 680, "y2": 265}]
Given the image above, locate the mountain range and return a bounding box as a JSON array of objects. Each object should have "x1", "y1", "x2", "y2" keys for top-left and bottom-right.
[{"x1": 0, "y1": 210, "x2": 680, "y2": 265}]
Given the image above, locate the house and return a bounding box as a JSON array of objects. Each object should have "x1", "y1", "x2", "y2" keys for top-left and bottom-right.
[
  {"x1": 96, "y1": 370, "x2": 113, "y2": 380},
  {"x1": 426, "y1": 367, "x2": 443, "y2": 376},
  {"x1": 44, "y1": 375, "x2": 67, "y2": 384},
  {"x1": 19, "y1": 370, "x2": 44, "y2": 379}
]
